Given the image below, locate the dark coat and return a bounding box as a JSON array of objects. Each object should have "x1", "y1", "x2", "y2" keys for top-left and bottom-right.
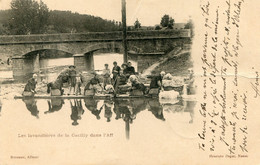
[{"x1": 24, "y1": 78, "x2": 37, "y2": 92}]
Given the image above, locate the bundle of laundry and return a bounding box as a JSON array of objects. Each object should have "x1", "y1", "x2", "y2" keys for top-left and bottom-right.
[{"x1": 162, "y1": 75, "x2": 184, "y2": 87}]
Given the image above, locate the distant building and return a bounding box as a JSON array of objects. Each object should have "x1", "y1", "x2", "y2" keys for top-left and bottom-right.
[
  {"x1": 128, "y1": 23, "x2": 186, "y2": 31},
  {"x1": 173, "y1": 23, "x2": 186, "y2": 30},
  {"x1": 127, "y1": 26, "x2": 154, "y2": 31}
]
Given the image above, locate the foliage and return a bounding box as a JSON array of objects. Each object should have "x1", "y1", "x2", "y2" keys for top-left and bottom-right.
[
  {"x1": 0, "y1": 1, "x2": 121, "y2": 35},
  {"x1": 160, "y1": 14, "x2": 174, "y2": 29},
  {"x1": 155, "y1": 25, "x2": 161, "y2": 30},
  {"x1": 0, "y1": 10, "x2": 10, "y2": 35},
  {"x1": 8, "y1": 0, "x2": 49, "y2": 35},
  {"x1": 134, "y1": 19, "x2": 141, "y2": 29},
  {"x1": 184, "y1": 19, "x2": 194, "y2": 37},
  {"x1": 47, "y1": 10, "x2": 120, "y2": 33},
  {"x1": 184, "y1": 19, "x2": 193, "y2": 29}
]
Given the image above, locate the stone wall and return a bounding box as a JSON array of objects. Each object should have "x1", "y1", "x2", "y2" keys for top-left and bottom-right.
[{"x1": 128, "y1": 38, "x2": 191, "y2": 54}]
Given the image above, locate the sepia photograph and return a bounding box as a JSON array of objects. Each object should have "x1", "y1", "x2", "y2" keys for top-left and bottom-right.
[{"x1": 0, "y1": 0, "x2": 259, "y2": 164}]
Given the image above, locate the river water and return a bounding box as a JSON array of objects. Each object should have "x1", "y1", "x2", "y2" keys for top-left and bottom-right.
[
  {"x1": 0, "y1": 96, "x2": 198, "y2": 164},
  {"x1": 0, "y1": 97, "x2": 197, "y2": 140},
  {"x1": 40, "y1": 53, "x2": 137, "y2": 72},
  {"x1": 0, "y1": 54, "x2": 199, "y2": 165}
]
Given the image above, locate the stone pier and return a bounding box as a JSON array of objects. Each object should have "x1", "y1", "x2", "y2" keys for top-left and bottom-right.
[
  {"x1": 11, "y1": 53, "x2": 41, "y2": 82},
  {"x1": 12, "y1": 56, "x2": 34, "y2": 82},
  {"x1": 73, "y1": 52, "x2": 94, "y2": 72}
]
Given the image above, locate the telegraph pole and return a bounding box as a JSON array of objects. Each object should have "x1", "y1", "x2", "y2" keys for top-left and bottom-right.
[{"x1": 122, "y1": 0, "x2": 128, "y2": 63}]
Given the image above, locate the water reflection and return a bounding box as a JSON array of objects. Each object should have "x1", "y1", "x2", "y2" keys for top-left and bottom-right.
[
  {"x1": 18, "y1": 98, "x2": 196, "y2": 139},
  {"x1": 84, "y1": 98, "x2": 103, "y2": 120},
  {"x1": 148, "y1": 99, "x2": 165, "y2": 121},
  {"x1": 161, "y1": 99, "x2": 195, "y2": 124},
  {"x1": 70, "y1": 99, "x2": 85, "y2": 126},
  {"x1": 22, "y1": 98, "x2": 39, "y2": 119},
  {"x1": 104, "y1": 100, "x2": 113, "y2": 122},
  {"x1": 44, "y1": 98, "x2": 64, "y2": 114}
]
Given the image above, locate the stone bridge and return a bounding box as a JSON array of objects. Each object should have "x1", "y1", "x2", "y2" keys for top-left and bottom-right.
[{"x1": 0, "y1": 30, "x2": 191, "y2": 80}]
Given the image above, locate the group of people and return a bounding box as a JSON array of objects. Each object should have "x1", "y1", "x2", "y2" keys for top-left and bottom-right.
[
  {"x1": 84, "y1": 63, "x2": 194, "y2": 96},
  {"x1": 23, "y1": 60, "x2": 190, "y2": 96},
  {"x1": 84, "y1": 61, "x2": 139, "y2": 95},
  {"x1": 23, "y1": 65, "x2": 84, "y2": 96},
  {"x1": 103, "y1": 61, "x2": 136, "y2": 89},
  {"x1": 84, "y1": 61, "x2": 166, "y2": 95}
]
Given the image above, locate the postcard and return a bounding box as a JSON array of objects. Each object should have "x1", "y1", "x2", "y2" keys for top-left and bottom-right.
[{"x1": 0, "y1": 0, "x2": 259, "y2": 164}]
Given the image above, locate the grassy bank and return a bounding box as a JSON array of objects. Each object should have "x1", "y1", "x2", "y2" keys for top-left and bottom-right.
[{"x1": 153, "y1": 52, "x2": 193, "y2": 77}]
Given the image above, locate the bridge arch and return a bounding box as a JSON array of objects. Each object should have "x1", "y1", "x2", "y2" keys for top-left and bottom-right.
[
  {"x1": 21, "y1": 49, "x2": 74, "y2": 58},
  {"x1": 72, "y1": 42, "x2": 124, "y2": 72},
  {"x1": 12, "y1": 49, "x2": 75, "y2": 81},
  {"x1": 83, "y1": 42, "x2": 123, "y2": 55}
]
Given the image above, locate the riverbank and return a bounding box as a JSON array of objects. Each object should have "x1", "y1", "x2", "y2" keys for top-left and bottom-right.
[
  {"x1": 0, "y1": 82, "x2": 47, "y2": 100},
  {"x1": 0, "y1": 56, "x2": 191, "y2": 100},
  {"x1": 142, "y1": 51, "x2": 193, "y2": 77},
  {"x1": 0, "y1": 75, "x2": 147, "y2": 100}
]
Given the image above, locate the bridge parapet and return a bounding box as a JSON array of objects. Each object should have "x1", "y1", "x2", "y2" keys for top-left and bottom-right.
[{"x1": 0, "y1": 29, "x2": 190, "y2": 45}]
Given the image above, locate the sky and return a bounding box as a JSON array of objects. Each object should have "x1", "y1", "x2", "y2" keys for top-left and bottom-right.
[{"x1": 0, "y1": 0, "x2": 198, "y2": 26}]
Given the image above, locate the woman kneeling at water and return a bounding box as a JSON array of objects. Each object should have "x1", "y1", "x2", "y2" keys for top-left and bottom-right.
[
  {"x1": 84, "y1": 72, "x2": 103, "y2": 94},
  {"x1": 128, "y1": 75, "x2": 146, "y2": 94},
  {"x1": 23, "y1": 74, "x2": 38, "y2": 95}
]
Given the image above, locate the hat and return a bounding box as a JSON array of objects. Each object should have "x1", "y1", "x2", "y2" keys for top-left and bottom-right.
[
  {"x1": 104, "y1": 63, "x2": 108, "y2": 66},
  {"x1": 113, "y1": 61, "x2": 117, "y2": 65},
  {"x1": 160, "y1": 71, "x2": 166, "y2": 75},
  {"x1": 121, "y1": 63, "x2": 127, "y2": 67},
  {"x1": 69, "y1": 65, "x2": 76, "y2": 69},
  {"x1": 129, "y1": 75, "x2": 137, "y2": 82}
]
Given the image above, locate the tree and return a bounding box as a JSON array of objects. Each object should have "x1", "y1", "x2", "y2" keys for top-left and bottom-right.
[
  {"x1": 184, "y1": 19, "x2": 194, "y2": 38},
  {"x1": 160, "y1": 14, "x2": 174, "y2": 29},
  {"x1": 0, "y1": 8, "x2": 121, "y2": 34},
  {"x1": 155, "y1": 25, "x2": 161, "y2": 30},
  {"x1": 8, "y1": 0, "x2": 49, "y2": 35},
  {"x1": 184, "y1": 19, "x2": 193, "y2": 29},
  {"x1": 134, "y1": 19, "x2": 141, "y2": 30}
]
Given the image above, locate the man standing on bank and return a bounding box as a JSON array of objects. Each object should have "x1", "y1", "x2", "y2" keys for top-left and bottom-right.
[
  {"x1": 102, "y1": 63, "x2": 111, "y2": 90},
  {"x1": 126, "y1": 61, "x2": 135, "y2": 76},
  {"x1": 68, "y1": 65, "x2": 77, "y2": 95},
  {"x1": 112, "y1": 61, "x2": 121, "y2": 88}
]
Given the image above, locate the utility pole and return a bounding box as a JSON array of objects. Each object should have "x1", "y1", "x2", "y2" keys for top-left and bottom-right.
[{"x1": 122, "y1": 0, "x2": 128, "y2": 63}]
